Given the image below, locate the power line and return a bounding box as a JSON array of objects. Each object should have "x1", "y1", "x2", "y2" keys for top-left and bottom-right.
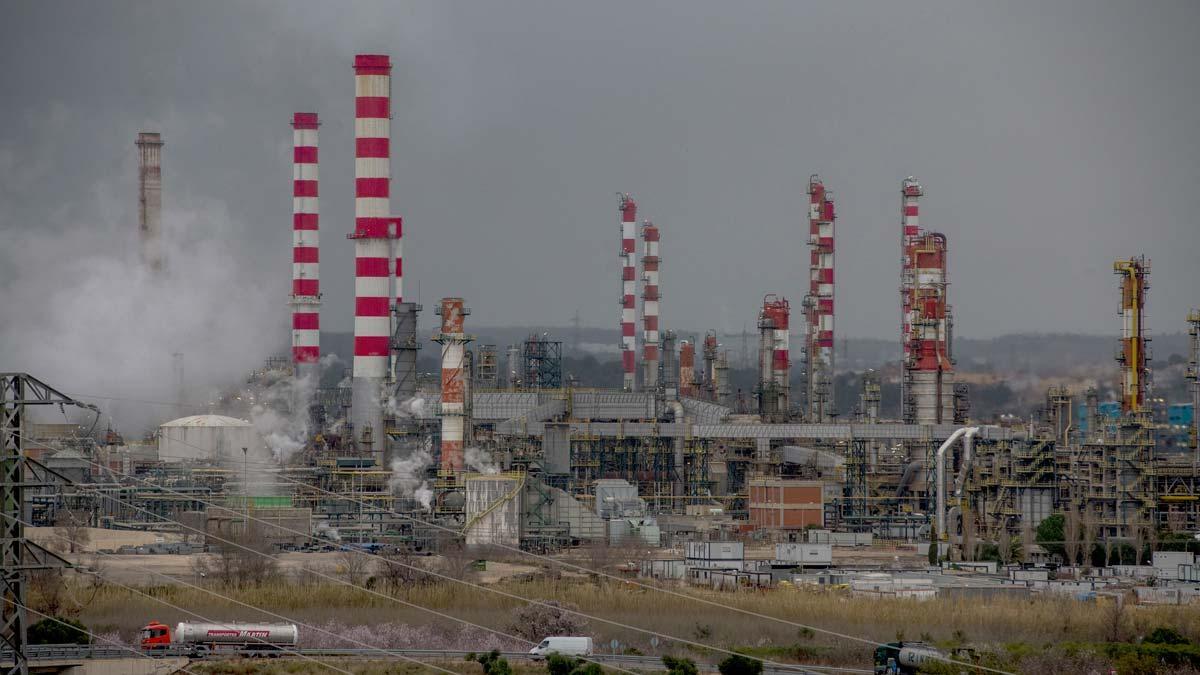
[
  {"x1": 14, "y1": 436, "x2": 641, "y2": 675},
  {"x1": 9, "y1": 603, "x2": 203, "y2": 675},
  {"x1": 11, "y1": 516, "x2": 456, "y2": 675},
  {"x1": 46, "y1": 405, "x2": 1013, "y2": 674},
  {"x1": 142, "y1": 446, "x2": 1008, "y2": 673}
]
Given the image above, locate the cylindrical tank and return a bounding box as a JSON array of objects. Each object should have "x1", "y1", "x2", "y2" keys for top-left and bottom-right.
[
  {"x1": 897, "y1": 644, "x2": 942, "y2": 670},
  {"x1": 174, "y1": 622, "x2": 299, "y2": 647}
]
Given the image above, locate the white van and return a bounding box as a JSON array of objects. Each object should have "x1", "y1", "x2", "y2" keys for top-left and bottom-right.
[{"x1": 529, "y1": 636, "x2": 594, "y2": 659}]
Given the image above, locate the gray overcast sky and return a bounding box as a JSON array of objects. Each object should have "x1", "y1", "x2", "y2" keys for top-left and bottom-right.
[{"x1": 3, "y1": 0, "x2": 1199, "y2": 342}]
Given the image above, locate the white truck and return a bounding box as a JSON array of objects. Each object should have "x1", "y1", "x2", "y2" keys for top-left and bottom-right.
[{"x1": 529, "y1": 636, "x2": 594, "y2": 659}]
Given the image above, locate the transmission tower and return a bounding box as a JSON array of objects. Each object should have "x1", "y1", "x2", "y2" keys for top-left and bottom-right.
[{"x1": 2, "y1": 373, "x2": 97, "y2": 675}]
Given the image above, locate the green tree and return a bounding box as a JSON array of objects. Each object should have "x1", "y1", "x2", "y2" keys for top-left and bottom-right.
[
  {"x1": 662, "y1": 655, "x2": 699, "y2": 675},
  {"x1": 717, "y1": 654, "x2": 763, "y2": 675},
  {"x1": 928, "y1": 525, "x2": 939, "y2": 565},
  {"x1": 1036, "y1": 514, "x2": 1066, "y2": 559},
  {"x1": 28, "y1": 617, "x2": 89, "y2": 645}
]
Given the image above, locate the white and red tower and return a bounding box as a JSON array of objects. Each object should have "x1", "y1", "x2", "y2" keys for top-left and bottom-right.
[
  {"x1": 435, "y1": 298, "x2": 470, "y2": 477},
  {"x1": 805, "y1": 175, "x2": 835, "y2": 421},
  {"x1": 679, "y1": 340, "x2": 696, "y2": 398},
  {"x1": 618, "y1": 194, "x2": 638, "y2": 391},
  {"x1": 642, "y1": 220, "x2": 661, "y2": 390},
  {"x1": 290, "y1": 113, "x2": 321, "y2": 375},
  {"x1": 350, "y1": 54, "x2": 400, "y2": 446},
  {"x1": 900, "y1": 177, "x2": 955, "y2": 424}
]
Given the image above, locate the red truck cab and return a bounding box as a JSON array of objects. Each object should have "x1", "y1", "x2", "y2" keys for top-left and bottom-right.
[{"x1": 140, "y1": 622, "x2": 172, "y2": 650}]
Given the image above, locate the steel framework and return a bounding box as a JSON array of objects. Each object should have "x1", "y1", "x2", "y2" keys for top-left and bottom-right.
[{"x1": 2, "y1": 373, "x2": 97, "y2": 675}]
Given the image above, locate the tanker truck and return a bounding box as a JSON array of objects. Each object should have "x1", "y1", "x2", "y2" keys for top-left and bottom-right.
[
  {"x1": 873, "y1": 641, "x2": 944, "y2": 674},
  {"x1": 140, "y1": 621, "x2": 299, "y2": 656}
]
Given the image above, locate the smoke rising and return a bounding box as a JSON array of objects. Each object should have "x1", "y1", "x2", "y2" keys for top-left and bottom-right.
[
  {"x1": 465, "y1": 446, "x2": 500, "y2": 475},
  {"x1": 0, "y1": 154, "x2": 287, "y2": 436},
  {"x1": 388, "y1": 436, "x2": 434, "y2": 511}
]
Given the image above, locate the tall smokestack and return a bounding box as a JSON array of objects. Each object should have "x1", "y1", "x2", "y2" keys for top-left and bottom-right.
[
  {"x1": 805, "y1": 175, "x2": 835, "y2": 421},
  {"x1": 290, "y1": 113, "x2": 321, "y2": 375},
  {"x1": 642, "y1": 220, "x2": 660, "y2": 391},
  {"x1": 136, "y1": 132, "x2": 164, "y2": 272},
  {"x1": 618, "y1": 194, "x2": 638, "y2": 391},
  {"x1": 435, "y1": 298, "x2": 470, "y2": 477},
  {"x1": 350, "y1": 54, "x2": 398, "y2": 448}
]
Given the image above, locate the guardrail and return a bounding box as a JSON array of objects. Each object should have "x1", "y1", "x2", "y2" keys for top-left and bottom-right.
[{"x1": 3, "y1": 644, "x2": 856, "y2": 674}]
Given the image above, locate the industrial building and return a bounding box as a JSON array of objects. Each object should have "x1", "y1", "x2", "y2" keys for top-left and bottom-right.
[{"x1": 11, "y1": 53, "x2": 1200, "y2": 570}]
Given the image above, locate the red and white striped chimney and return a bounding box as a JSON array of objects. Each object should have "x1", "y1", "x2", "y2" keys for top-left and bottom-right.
[
  {"x1": 350, "y1": 54, "x2": 398, "y2": 444},
  {"x1": 290, "y1": 113, "x2": 321, "y2": 373},
  {"x1": 436, "y1": 298, "x2": 469, "y2": 476},
  {"x1": 642, "y1": 220, "x2": 660, "y2": 390},
  {"x1": 618, "y1": 194, "x2": 638, "y2": 391}
]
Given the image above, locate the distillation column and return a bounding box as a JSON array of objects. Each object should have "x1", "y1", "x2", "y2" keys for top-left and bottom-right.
[
  {"x1": 290, "y1": 113, "x2": 321, "y2": 377},
  {"x1": 679, "y1": 340, "x2": 696, "y2": 398},
  {"x1": 618, "y1": 194, "x2": 639, "y2": 391},
  {"x1": 805, "y1": 175, "x2": 836, "y2": 421},
  {"x1": 900, "y1": 178, "x2": 955, "y2": 424},
  {"x1": 1187, "y1": 310, "x2": 1199, "y2": 450},
  {"x1": 1114, "y1": 257, "x2": 1151, "y2": 417},
  {"x1": 758, "y1": 296, "x2": 791, "y2": 421},
  {"x1": 642, "y1": 220, "x2": 661, "y2": 391}
]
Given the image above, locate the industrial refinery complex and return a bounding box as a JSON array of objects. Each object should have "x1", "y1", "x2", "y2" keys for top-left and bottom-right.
[{"x1": 6, "y1": 53, "x2": 1199, "y2": 567}]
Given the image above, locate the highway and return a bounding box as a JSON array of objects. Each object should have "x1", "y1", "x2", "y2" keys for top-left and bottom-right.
[{"x1": 3, "y1": 644, "x2": 873, "y2": 674}]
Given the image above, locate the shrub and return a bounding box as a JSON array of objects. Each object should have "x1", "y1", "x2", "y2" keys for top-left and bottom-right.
[
  {"x1": 509, "y1": 601, "x2": 587, "y2": 642},
  {"x1": 475, "y1": 649, "x2": 512, "y2": 675},
  {"x1": 1145, "y1": 626, "x2": 1189, "y2": 646},
  {"x1": 28, "y1": 617, "x2": 89, "y2": 645},
  {"x1": 717, "y1": 654, "x2": 762, "y2": 675},
  {"x1": 662, "y1": 655, "x2": 698, "y2": 675},
  {"x1": 546, "y1": 654, "x2": 577, "y2": 675}
]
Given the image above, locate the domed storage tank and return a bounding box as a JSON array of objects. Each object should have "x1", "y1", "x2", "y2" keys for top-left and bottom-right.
[{"x1": 158, "y1": 415, "x2": 263, "y2": 463}]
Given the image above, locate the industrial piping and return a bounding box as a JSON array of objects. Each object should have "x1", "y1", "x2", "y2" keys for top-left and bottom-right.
[
  {"x1": 350, "y1": 54, "x2": 399, "y2": 448},
  {"x1": 935, "y1": 426, "x2": 980, "y2": 540},
  {"x1": 290, "y1": 113, "x2": 321, "y2": 374},
  {"x1": 642, "y1": 220, "x2": 660, "y2": 391},
  {"x1": 618, "y1": 194, "x2": 638, "y2": 391}
]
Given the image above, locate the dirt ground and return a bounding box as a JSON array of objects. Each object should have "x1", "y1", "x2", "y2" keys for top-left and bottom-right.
[
  {"x1": 27, "y1": 526, "x2": 185, "y2": 550},
  {"x1": 58, "y1": 549, "x2": 540, "y2": 586}
]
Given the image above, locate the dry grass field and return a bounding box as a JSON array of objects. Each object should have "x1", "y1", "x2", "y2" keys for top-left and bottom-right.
[{"x1": 41, "y1": 568, "x2": 1200, "y2": 671}]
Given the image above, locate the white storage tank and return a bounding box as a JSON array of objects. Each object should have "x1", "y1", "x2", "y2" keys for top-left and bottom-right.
[{"x1": 158, "y1": 415, "x2": 264, "y2": 463}]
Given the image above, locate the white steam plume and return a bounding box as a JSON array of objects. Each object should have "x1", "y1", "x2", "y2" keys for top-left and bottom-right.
[
  {"x1": 0, "y1": 174, "x2": 286, "y2": 436},
  {"x1": 388, "y1": 436, "x2": 434, "y2": 511},
  {"x1": 465, "y1": 446, "x2": 500, "y2": 474}
]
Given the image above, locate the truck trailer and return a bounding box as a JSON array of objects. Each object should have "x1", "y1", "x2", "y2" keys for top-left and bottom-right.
[{"x1": 141, "y1": 621, "x2": 299, "y2": 656}]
